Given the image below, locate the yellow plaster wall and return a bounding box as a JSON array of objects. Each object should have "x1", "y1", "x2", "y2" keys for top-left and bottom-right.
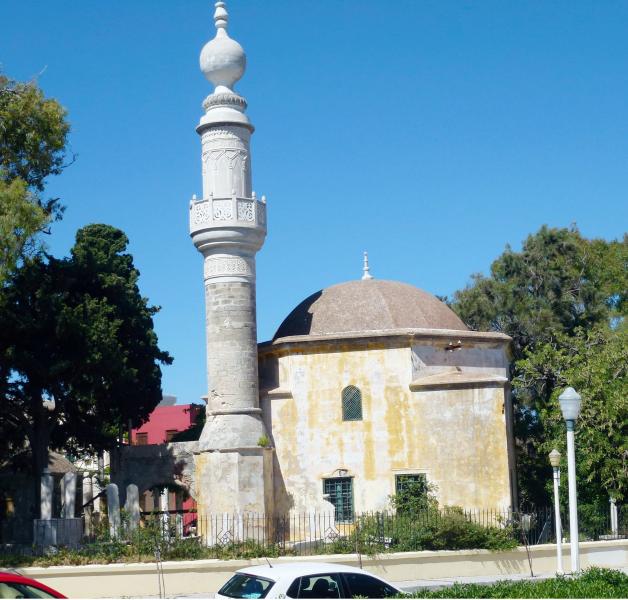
[{"x1": 262, "y1": 343, "x2": 511, "y2": 514}]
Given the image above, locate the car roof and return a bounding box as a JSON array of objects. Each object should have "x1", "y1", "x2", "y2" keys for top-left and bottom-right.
[
  {"x1": 0, "y1": 571, "x2": 65, "y2": 597},
  {"x1": 0, "y1": 573, "x2": 34, "y2": 583},
  {"x1": 236, "y1": 562, "x2": 374, "y2": 579}
]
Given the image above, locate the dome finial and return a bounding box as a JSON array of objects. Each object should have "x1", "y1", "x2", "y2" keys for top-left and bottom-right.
[{"x1": 362, "y1": 251, "x2": 374, "y2": 280}]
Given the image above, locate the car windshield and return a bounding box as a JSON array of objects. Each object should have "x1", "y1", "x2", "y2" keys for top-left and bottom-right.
[{"x1": 218, "y1": 573, "x2": 274, "y2": 599}]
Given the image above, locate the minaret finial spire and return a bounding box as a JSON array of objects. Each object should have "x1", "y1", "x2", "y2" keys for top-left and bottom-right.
[
  {"x1": 362, "y1": 251, "x2": 373, "y2": 280},
  {"x1": 214, "y1": 1, "x2": 228, "y2": 33},
  {"x1": 200, "y1": 0, "x2": 246, "y2": 96}
]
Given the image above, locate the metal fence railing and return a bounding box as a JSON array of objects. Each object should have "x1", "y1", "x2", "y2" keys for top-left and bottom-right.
[
  {"x1": 142, "y1": 505, "x2": 628, "y2": 554},
  {"x1": 1, "y1": 505, "x2": 625, "y2": 557}
]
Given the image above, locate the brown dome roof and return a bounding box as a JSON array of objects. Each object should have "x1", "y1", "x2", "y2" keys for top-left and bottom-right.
[{"x1": 274, "y1": 279, "x2": 468, "y2": 339}]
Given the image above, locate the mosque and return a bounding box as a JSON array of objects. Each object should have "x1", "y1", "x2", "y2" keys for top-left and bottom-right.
[{"x1": 115, "y1": 2, "x2": 516, "y2": 520}]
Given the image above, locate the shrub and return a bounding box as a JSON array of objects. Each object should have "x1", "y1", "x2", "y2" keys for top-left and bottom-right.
[{"x1": 402, "y1": 567, "x2": 628, "y2": 598}]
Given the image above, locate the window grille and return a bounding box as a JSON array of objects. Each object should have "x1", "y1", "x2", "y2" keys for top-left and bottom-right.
[
  {"x1": 342, "y1": 385, "x2": 363, "y2": 421},
  {"x1": 323, "y1": 477, "x2": 354, "y2": 522},
  {"x1": 136, "y1": 432, "x2": 148, "y2": 446}
]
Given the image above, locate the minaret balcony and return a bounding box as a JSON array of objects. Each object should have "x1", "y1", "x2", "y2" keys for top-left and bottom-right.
[{"x1": 189, "y1": 194, "x2": 267, "y2": 236}]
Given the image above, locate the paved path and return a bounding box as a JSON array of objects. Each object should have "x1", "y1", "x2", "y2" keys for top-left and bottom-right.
[{"x1": 396, "y1": 570, "x2": 556, "y2": 593}]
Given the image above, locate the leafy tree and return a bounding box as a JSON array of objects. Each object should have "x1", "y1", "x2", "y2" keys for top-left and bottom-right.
[
  {"x1": 451, "y1": 225, "x2": 626, "y2": 508},
  {"x1": 516, "y1": 324, "x2": 627, "y2": 507},
  {"x1": 0, "y1": 224, "x2": 172, "y2": 499},
  {"x1": 0, "y1": 176, "x2": 47, "y2": 283},
  {"x1": 0, "y1": 75, "x2": 71, "y2": 282}
]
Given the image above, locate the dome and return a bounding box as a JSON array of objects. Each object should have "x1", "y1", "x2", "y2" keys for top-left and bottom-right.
[{"x1": 273, "y1": 280, "x2": 468, "y2": 340}]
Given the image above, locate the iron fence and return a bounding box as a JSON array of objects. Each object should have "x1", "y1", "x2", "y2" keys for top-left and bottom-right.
[
  {"x1": 143, "y1": 505, "x2": 628, "y2": 554},
  {"x1": 1, "y1": 505, "x2": 626, "y2": 557}
]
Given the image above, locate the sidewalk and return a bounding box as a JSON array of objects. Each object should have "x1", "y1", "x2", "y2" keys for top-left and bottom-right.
[{"x1": 397, "y1": 571, "x2": 554, "y2": 593}]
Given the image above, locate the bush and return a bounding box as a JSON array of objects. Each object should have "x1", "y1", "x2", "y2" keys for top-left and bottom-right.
[
  {"x1": 320, "y1": 508, "x2": 518, "y2": 556},
  {"x1": 403, "y1": 567, "x2": 628, "y2": 598}
]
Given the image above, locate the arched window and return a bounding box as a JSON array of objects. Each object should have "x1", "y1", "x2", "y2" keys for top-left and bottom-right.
[{"x1": 342, "y1": 385, "x2": 363, "y2": 421}]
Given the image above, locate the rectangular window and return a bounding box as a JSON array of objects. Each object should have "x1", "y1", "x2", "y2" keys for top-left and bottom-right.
[
  {"x1": 323, "y1": 477, "x2": 354, "y2": 522},
  {"x1": 395, "y1": 473, "x2": 427, "y2": 495},
  {"x1": 394, "y1": 473, "x2": 429, "y2": 514},
  {"x1": 136, "y1": 432, "x2": 148, "y2": 446},
  {"x1": 165, "y1": 429, "x2": 178, "y2": 442}
]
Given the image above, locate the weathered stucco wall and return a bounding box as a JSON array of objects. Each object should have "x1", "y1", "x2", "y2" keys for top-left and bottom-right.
[
  {"x1": 112, "y1": 442, "x2": 198, "y2": 504},
  {"x1": 260, "y1": 334, "x2": 512, "y2": 514}
]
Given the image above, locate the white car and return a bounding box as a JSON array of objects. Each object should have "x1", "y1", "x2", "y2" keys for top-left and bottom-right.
[{"x1": 215, "y1": 561, "x2": 403, "y2": 599}]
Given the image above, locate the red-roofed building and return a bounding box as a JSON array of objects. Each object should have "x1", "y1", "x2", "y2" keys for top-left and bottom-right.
[
  {"x1": 131, "y1": 396, "x2": 202, "y2": 446},
  {"x1": 130, "y1": 397, "x2": 202, "y2": 530}
]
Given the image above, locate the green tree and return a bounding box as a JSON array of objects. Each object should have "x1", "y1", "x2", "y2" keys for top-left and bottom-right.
[
  {"x1": 0, "y1": 224, "x2": 172, "y2": 498},
  {"x1": 451, "y1": 225, "x2": 626, "y2": 508},
  {"x1": 0, "y1": 177, "x2": 47, "y2": 282},
  {"x1": 516, "y1": 324, "x2": 627, "y2": 507},
  {"x1": 0, "y1": 75, "x2": 71, "y2": 282}
]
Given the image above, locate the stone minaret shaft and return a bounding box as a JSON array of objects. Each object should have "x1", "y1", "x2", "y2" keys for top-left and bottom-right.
[{"x1": 190, "y1": 1, "x2": 267, "y2": 458}]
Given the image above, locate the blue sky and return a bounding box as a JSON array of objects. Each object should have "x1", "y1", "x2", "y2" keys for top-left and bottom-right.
[{"x1": 2, "y1": 1, "x2": 627, "y2": 405}]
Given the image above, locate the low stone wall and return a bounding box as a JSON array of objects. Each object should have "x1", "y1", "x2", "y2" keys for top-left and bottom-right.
[{"x1": 19, "y1": 540, "x2": 628, "y2": 598}]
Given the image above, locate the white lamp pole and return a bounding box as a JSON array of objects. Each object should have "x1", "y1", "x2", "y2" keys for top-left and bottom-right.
[
  {"x1": 558, "y1": 387, "x2": 582, "y2": 574},
  {"x1": 549, "y1": 449, "x2": 563, "y2": 575}
]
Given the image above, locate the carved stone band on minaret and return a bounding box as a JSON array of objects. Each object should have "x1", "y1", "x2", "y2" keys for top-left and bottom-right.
[{"x1": 203, "y1": 254, "x2": 255, "y2": 283}]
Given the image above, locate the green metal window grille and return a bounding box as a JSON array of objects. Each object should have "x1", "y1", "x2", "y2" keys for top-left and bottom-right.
[
  {"x1": 323, "y1": 477, "x2": 354, "y2": 522},
  {"x1": 342, "y1": 385, "x2": 363, "y2": 421},
  {"x1": 395, "y1": 473, "x2": 427, "y2": 495}
]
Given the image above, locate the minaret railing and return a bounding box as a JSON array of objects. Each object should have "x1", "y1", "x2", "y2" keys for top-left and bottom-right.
[{"x1": 190, "y1": 194, "x2": 266, "y2": 232}]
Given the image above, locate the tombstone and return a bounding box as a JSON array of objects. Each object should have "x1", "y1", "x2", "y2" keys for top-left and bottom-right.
[
  {"x1": 106, "y1": 483, "x2": 121, "y2": 539},
  {"x1": 40, "y1": 469, "x2": 53, "y2": 520},
  {"x1": 610, "y1": 497, "x2": 618, "y2": 537},
  {"x1": 159, "y1": 487, "x2": 170, "y2": 541},
  {"x1": 125, "y1": 484, "x2": 140, "y2": 532},
  {"x1": 83, "y1": 474, "x2": 94, "y2": 536},
  {"x1": 61, "y1": 472, "x2": 77, "y2": 518}
]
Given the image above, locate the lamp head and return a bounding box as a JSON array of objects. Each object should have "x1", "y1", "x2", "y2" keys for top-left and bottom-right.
[
  {"x1": 558, "y1": 386, "x2": 582, "y2": 422},
  {"x1": 549, "y1": 448, "x2": 561, "y2": 468}
]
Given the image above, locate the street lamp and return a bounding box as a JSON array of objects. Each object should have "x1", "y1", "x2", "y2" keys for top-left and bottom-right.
[
  {"x1": 549, "y1": 449, "x2": 563, "y2": 575},
  {"x1": 558, "y1": 386, "x2": 582, "y2": 574}
]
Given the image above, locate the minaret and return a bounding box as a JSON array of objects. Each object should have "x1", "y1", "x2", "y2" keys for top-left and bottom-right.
[{"x1": 190, "y1": 2, "x2": 271, "y2": 516}]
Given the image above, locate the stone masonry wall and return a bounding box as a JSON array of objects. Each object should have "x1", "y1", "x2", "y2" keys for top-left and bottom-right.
[{"x1": 204, "y1": 281, "x2": 258, "y2": 413}]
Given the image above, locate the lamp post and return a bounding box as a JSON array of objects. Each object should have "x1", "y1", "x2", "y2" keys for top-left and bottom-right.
[
  {"x1": 549, "y1": 449, "x2": 563, "y2": 574},
  {"x1": 558, "y1": 386, "x2": 582, "y2": 574}
]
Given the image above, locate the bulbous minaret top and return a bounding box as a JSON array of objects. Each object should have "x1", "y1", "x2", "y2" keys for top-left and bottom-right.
[
  {"x1": 200, "y1": 1, "x2": 246, "y2": 94},
  {"x1": 197, "y1": 1, "x2": 250, "y2": 131},
  {"x1": 190, "y1": 0, "x2": 266, "y2": 258}
]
